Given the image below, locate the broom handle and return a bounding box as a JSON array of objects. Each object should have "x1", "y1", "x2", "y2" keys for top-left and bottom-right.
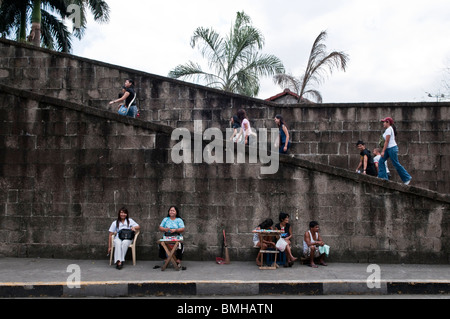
[
  {"x1": 223, "y1": 230, "x2": 227, "y2": 246},
  {"x1": 221, "y1": 231, "x2": 225, "y2": 257}
]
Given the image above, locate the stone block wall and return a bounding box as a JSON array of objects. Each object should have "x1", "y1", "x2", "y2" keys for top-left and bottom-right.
[
  {"x1": 1, "y1": 38, "x2": 449, "y2": 193},
  {"x1": 0, "y1": 86, "x2": 449, "y2": 263}
]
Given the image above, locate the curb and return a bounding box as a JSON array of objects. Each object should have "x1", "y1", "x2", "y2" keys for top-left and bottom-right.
[{"x1": 1, "y1": 281, "x2": 449, "y2": 298}]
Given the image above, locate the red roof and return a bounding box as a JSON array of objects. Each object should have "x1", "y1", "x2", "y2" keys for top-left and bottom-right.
[
  {"x1": 266, "y1": 89, "x2": 314, "y2": 104},
  {"x1": 266, "y1": 89, "x2": 299, "y2": 101}
]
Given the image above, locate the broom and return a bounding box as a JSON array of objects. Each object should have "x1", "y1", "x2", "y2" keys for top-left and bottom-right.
[
  {"x1": 223, "y1": 229, "x2": 230, "y2": 264},
  {"x1": 216, "y1": 229, "x2": 231, "y2": 264}
]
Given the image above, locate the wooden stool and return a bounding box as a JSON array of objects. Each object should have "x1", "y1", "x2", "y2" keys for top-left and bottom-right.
[
  {"x1": 259, "y1": 249, "x2": 279, "y2": 270},
  {"x1": 159, "y1": 240, "x2": 183, "y2": 271}
]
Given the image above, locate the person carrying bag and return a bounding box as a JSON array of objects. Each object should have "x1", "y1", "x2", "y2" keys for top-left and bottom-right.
[
  {"x1": 109, "y1": 79, "x2": 138, "y2": 118},
  {"x1": 108, "y1": 207, "x2": 140, "y2": 270}
]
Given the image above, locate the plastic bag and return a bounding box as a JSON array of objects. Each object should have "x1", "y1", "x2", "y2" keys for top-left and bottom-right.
[{"x1": 276, "y1": 238, "x2": 287, "y2": 252}]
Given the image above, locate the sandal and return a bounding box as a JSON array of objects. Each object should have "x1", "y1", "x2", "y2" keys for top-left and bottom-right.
[{"x1": 308, "y1": 264, "x2": 319, "y2": 268}]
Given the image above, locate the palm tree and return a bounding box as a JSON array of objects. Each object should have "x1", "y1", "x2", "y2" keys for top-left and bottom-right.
[
  {"x1": 0, "y1": 0, "x2": 110, "y2": 52},
  {"x1": 274, "y1": 31, "x2": 349, "y2": 103},
  {"x1": 169, "y1": 11, "x2": 285, "y2": 98},
  {"x1": 0, "y1": 0, "x2": 29, "y2": 43}
]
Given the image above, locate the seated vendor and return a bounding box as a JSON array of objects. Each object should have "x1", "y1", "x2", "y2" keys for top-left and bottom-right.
[
  {"x1": 253, "y1": 218, "x2": 275, "y2": 266},
  {"x1": 303, "y1": 221, "x2": 329, "y2": 268},
  {"x1": 274, "y1": 212, "x2": 298, "y2": 266},
  {"x1": 158, "y1": 206, "x2": 185, "y2": 265}
]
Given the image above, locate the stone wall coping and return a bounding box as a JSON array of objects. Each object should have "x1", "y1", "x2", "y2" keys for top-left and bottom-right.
[
  {"x1": 0, "y1": 38, "x2": 265, "y2": 106},
  {"x1": 2, "y1": 37, "x2": 450, "y2": 110},
  {"x1": 0, "y1": 83, "x2": 173, "y2": 135}
]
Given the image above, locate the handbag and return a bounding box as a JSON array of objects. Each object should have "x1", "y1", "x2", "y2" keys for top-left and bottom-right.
[
  {"x1": 117, "y1": 90, "x2": 137, "y2": 116},
  {"x1": 118, "y1": 229, "x2": 135, "y2": 240},
  {"x1": 118, "y1": 105, "x2": 129, "y2": 116},
  {"x1": 378, "y1": 134, "x2": 385, "y2": 148},
  {"x1": 276, "y1": 238, "x2": 287, "y2": 252}
]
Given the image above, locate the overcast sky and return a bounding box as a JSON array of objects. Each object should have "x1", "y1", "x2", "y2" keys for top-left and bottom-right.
[{"x1": 72, "y1": 0, "x2": 450, "y2": 103}]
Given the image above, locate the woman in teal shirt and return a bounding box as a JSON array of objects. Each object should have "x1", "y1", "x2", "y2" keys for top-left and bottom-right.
[{"x1": 158, "y1": 206, "x2": 185, "y2": 264}]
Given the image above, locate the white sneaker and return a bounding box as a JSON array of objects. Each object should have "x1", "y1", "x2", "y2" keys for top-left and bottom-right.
[{"x1": 404, "y1": 179, "x2": 412, "y2": 185}]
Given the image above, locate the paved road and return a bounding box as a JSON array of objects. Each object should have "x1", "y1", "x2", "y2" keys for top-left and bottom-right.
[{"x1": 0, "y1": 258, "x2": 449, "y2": 298}]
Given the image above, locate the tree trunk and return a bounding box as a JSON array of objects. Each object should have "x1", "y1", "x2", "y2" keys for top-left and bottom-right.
[
  {"x1": 19, "y1": 5, "x2": 27, "y2": 42},
  {"x1": 28, "y1": 0, "x2": 42, "y2": 47}
]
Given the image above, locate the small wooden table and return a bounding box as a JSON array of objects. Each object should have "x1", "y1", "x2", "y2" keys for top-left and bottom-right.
[
  {"x1": 252, "y1": 230, "x2": 283, "y2": 270},
  {"x1": 158, "y1": 237, "x2": 183, "y2": 271}
]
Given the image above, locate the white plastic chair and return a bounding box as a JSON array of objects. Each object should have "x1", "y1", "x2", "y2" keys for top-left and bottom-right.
[{"x1": 109, "y1": 230, "x2": 140, "y2": 266}]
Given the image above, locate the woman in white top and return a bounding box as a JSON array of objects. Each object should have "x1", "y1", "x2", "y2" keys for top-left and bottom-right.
[
  {"x1": 108, "y1": 207, "x2": 140, "y2": 269},
  {"x1": 378, "y1": 117, "x2": 412, "y2": 185},
  {"x1": 236, "y1": 109, "x2": 252, "y2": 145}
]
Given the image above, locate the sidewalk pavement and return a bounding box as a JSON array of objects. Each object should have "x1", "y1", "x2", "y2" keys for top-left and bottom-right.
[{"x1": 0, "y1": 258, "x2": 449, "y2": 297}]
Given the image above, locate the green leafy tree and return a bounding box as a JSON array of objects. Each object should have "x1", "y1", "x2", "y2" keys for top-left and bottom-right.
[
  {"x1": 0, "y1": 0, "x2": 110, "y2": 52},
  {"x1": 169, "y1": 11, "x2": 285, "y2": 97},
  {"x1": 274, "y1": 30, "x2": 349, "y2": 103}
]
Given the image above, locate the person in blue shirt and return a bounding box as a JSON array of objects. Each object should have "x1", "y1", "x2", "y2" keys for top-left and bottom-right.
[
  {"x1": 158, "y1": 206, "x2": 185, "y2": 265},
  {"x1": 275, "y1": 115, "x2": 291, "y2": 154}
]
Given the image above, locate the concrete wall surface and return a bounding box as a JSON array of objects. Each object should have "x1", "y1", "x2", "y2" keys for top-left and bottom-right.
[
  {"x1": 0, "y1": 85, "x2": 448, "y2": 263},
  {"x1": 0, "y1": 39, "x2": 449, "y2": 263},
  {"x1": 1, "y1": 38, "x2": 449, "y2": 193}
]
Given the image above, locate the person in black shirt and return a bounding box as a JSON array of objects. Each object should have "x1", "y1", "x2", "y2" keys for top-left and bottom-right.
[
  {"x1": 274, "y1": 212, "x2": 297, "y2": 266},
  {"x1": 109, "y1": 79, "x2": 138, "y2": 118},
  {"x1": 230, "y1": 115, "x2": 242, "y2": 142},
  {"x1": 355, "y1": 140, "x2": 377, "y2": 176}
]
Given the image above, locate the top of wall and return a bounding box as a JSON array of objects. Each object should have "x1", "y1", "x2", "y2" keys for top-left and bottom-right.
[
  {"x1": 1, "y1": 37, "x2": 450, "y2": 195},
  {"x1": 2, "y1": 37, "x2": 449, "y2": 109}
]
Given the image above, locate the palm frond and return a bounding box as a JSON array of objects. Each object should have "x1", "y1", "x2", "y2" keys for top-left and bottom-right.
[
  {"x1": 303, "y1": 89, "x2": 323, "y2": 103},
  {"x1": 233, "y1": 68, "x2": 260, "y2": 96},
  {"x1": 295, "y1": 30, "x2": 349, "y2": 103},
  {"x1": 190, "y1": 27, "x2": 226, "y2": 76},
  {"x1": 40, "y1": 9, "x2": 71, "y2": 52},
  {"x1": 168, "y1": 61, "x2": 223, "y2": 89},
  {"x1": 68, "y1": 0, "x2": 110, "y2": 40},
  {"x1": 87, "y1": 0, "x2": 110, "y2": 23},
  {"x1": 247, "y1": 53, "x2": 285, "y2": 77},
  {"x1": 171, "y1": 11, "x2": 284, "y2": 97},
  {"x1": 273, "y1": 73, "x2": 301, "y2": 94},
  {"x1": 0, "y1": 0, "x2": 29, "y2": 39},
  {"x1": 191, "y1": 27, "x2": 223, "y2": 61},
  {"x1": 0, "y1": 0, "x2": 108, "y2": 52}
]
